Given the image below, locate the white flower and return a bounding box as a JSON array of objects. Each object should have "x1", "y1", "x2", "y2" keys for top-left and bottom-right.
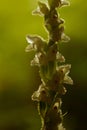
[
  {"x1": 31, "y1": 52, "x2": 48, "y2": 66},
  {"x1": 61, "y1": 33, "x2": 70, "y2": 42},
  {"x1": 32, "y1": 7, "x2": 42, "y2": 16},
  {"x1": 58, "y1": 123, "x2": 66, "y2": 130},
  {"x1": 58, "y1": 64, "x2": 71, "y2": 75},
  {"x1": 25, "y1": 44, "x2": 34, "y2": 52},
  {"x1": 56, "y1": 52, "x2": 65, "y2": 63},
  {"x1": 60, "y1": 0, "x2": 70, "y2": 7},
  {"x1": 64, "y1": 75, "x2": 73, "y2": 85},
  {"x1": 58, "y1": 64, "x2": 73, "y2": 85},
  {"x1": 25, "y1": 35, "x2": 46, "y2": 52},
  {"x1": 31, "y1": 84, "x2": 50, "y2": 102},
  {"x1": 31, "y1": 54, "x2": 40, "y2": 66}
]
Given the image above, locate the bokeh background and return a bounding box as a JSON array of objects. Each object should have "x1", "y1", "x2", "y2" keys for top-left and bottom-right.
[{"x1": 0, "y1": 0, "x2": 87, "y2": 130}]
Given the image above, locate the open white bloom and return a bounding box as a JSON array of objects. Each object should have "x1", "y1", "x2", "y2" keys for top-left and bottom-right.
[
  {"x1": 32, "y1": 7, "x2": 42, "y2": 16},
  {"x1": 58, "y1": 64, "x2": 73, "y2": 85},
  {"x1": 25, "y1": 35, "x2": 46, "y2": 52},
  {"x1": 60, "y1": 0, "x2": 70, "y2": 7},
  {"x1": 64, "y1": 74, "x2": 73, "y2": 85},
  {"x1": 61, "y1": 33, "x2": 70, "y2": 42},
  {"x1": 31, "y1": 84, "x2": 50, "y2": 102},
  {"x1": 58, "y1": 64, "x2": 71, "y2": 74},
  {"x1": 56, "y1": 52, "x2": 65, "y2": 62}
]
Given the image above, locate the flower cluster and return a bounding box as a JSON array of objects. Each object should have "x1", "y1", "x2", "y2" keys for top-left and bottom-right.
[{"x1": 26, "y1": 0, "x2": 73, "y2": 130}]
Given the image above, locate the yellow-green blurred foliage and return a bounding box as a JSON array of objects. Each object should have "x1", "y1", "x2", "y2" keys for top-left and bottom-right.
[{"x1": 0, "y1": 0, "x2": 87, "y2": 130}]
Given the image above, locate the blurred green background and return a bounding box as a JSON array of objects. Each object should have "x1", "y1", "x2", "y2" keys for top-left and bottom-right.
[{"x1": 0, "y1": 0, "x2": 87, "y2": 130}]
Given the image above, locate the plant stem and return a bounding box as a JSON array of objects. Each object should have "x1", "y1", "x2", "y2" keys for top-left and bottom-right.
[{"x1": 26, "y1": 0, "x2": 73, "y2": 130}]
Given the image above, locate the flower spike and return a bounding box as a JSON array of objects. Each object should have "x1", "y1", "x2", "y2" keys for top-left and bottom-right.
[{"x1": 26, "y1": 0, "x2": 73, "y2": 130}]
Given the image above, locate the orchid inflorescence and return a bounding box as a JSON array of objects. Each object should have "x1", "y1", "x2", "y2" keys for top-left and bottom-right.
[{"x1": 26, "y1": 0, "x2": 73, "y2": 130}]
